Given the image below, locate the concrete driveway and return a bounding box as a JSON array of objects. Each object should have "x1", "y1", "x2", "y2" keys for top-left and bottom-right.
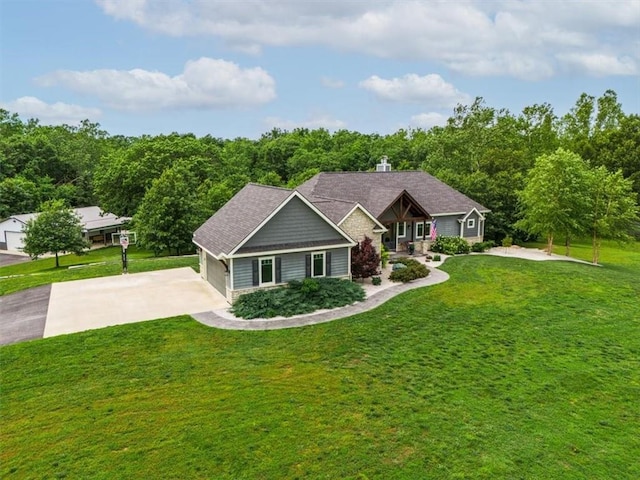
[{"x1": 43, "y1": 267, "x2": 229, "y2": 338}]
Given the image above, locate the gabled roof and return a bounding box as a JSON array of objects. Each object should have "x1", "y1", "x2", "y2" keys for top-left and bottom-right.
[
  {"x1": 459, "y1": 207, "x2": 486, "y2": 223},
  {"x1": 194, "y1": 183, "x2": 292, "y2": 257},
  {"x1": 193, "y1": 183, "x2": 356, "y2": 258},
  {"x1": 297, "y1": 171, "x2": 489, "y2": 217},
  {"x1": 338, "y1": 204, "x2": 387, "y2": 233}
]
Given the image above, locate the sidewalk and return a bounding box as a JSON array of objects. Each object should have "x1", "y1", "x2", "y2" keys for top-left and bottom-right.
[
  {"x1": 482, "y1": 246, "x2": 596, "y2": 265},
  {"x1": 192, "y1": 266, "x2": 449, "y2": 331}
]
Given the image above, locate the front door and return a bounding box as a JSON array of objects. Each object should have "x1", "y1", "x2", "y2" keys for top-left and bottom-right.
[{"x1": 383, "y1": 223, "x2": 396, "y2": 251}]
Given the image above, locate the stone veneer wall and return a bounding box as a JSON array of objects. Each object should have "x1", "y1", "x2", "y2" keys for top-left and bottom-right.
[{"x1": 339, "y1": 208, "x2": 382, "y2": 254}]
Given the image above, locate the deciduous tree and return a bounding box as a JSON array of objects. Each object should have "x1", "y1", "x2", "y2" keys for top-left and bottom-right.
[
  {"x1": 133, "y1": 163, "x2": 209, "y2": 255},
  {"x1": 587, "y1": 167, "x2": 638, "y2": 264},
  {"x1": 516, "y1": 148, "x2": 591, "y2": 254},
  {"x1": 22, "y1": 200, "x2": 89, "y2": 267}
]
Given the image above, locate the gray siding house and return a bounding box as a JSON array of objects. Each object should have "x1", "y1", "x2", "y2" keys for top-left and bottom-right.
[
  {"x1": 298, "y1": 170, "x2": 490, "y2": 253},
  {"x1": 194, "y1": 164, "x2": 489, "y2": 303},
  {"x1": 193, "y1": 184, "x2": 357, "y2": 303}
]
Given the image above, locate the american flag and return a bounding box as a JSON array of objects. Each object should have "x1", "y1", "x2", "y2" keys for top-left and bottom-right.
[{"x1": 430, "y1": 219, "x2": 437, "y2": 241}]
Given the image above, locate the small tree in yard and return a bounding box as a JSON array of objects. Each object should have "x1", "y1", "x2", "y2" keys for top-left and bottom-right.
[
  {"x1": 516, "y1": 148, "x2": 590, "y2": 254},
  {"x1": 351, "y1": 236, "x2": 381, "y2": 281},
  {"x1": 23, "y1": 199, "x2": 89, "y2": 267},
  {"x1": 587, "y1": 167, "x2": 638, "y2": 264}
]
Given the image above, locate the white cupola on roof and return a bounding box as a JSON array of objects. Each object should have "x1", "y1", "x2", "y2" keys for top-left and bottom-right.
[{"x1": 376, "y1": 156, "x2": 392, "y2": 172}]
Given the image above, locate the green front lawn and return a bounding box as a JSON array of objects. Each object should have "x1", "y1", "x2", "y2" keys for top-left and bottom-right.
[
  {"x1": 523, "y1": 238, "x2": 640, "y2": 267},
  {"x1": 0, "y1": 246, "x2": 198, "y2": 295},
  {"x1": 1, "y1": 242, "x2": 639, "y2": 478}
]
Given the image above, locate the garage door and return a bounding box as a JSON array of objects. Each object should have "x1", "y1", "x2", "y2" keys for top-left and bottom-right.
[
  {"x1": 6, "y1": 231, "x2": 26, "y2": 251},
  {"x1": 206, "y1": 255, "x2": 227, "y2": 295}
]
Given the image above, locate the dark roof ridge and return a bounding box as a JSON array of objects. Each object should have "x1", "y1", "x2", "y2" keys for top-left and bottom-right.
[
  {"x1": 316, "y1": 170, "x2": 430, "y2": 175},
  {"x1": 304, "y1": 193, "x2": 358, "y2": 204},
  {"x1": 246, "y1": 182, "x2": 293, "y2": 193}
]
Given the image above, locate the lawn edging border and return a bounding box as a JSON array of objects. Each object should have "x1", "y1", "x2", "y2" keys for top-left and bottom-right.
[{"x1": 191, "y1": 267, "x2": 450, "y2": 331}]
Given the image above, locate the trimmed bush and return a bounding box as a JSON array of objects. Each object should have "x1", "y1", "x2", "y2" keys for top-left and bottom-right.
[
  {"x1": 431, "y1": 236, "x2": 471, "y2": 255},
  {"x1": 471, "y1": 240, "x2": 496, "y2": 252},
  {"x1": 231, "y1": 277, "x2": 365, "y2": 319},
  {"x1": 371, "y1": 276, "x2": 381, "y2": 286},
  {"x1": 388, "y1": 257, "x2": 429, "y2": 282},
  {"x1": 502, "y1": 236, "x2": 513, "y2": 247},
  {"x1": 433, "y1": 254, "x2": 442, "y2": 262}
]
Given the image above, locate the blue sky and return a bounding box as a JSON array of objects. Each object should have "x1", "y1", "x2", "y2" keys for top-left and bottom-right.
[{"x1": 1, "y1": 0, "x2": 639, "y2": 139}]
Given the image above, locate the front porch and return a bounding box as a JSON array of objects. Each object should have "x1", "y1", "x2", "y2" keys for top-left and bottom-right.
[{"x1": 379, "y1": 189, "x2": 432, "y2": 252}]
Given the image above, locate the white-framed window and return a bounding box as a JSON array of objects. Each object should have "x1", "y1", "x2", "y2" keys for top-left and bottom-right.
[
  {"x1": 415, "y1": 222, "x2": 424, "y2": 239},
  {"x1": 397, "y1": 222, "x2": 406, "y2": 237},
  {"x1": 259, "y1": 256, "x2": 275, "y2": 285},
  {"x1": 467, "y1": 218, "x2": 476, "y2": 229},
  {"x1": 312, "y1": 251, "x2": 325, "y2": 277}
]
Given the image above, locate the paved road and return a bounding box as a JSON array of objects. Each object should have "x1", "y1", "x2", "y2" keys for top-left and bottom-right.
[
  {"x1": 0, "y1": 285, "x2": 51, "y2": 346},
  {"x1": 0, "y1": 253, "x2": 29, "y2": 267}
]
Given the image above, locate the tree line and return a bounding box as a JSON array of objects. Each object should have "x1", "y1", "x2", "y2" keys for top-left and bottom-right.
[{"x1": 1, "y1": 89, "x2": 638, "y2": 255}]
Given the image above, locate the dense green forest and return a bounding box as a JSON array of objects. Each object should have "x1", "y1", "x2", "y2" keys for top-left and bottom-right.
[{"x1": 1, "y1": 90, "x2": 638, "y2": 250}]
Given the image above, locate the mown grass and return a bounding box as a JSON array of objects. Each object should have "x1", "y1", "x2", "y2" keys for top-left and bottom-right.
[
  {"x1": 523, "y1": 238, "x2": 640, "y2": 267},
  {"x1": 0, "y1": 246, "x2": 198, "y2": 295},
  {"x1": 1, "y1": 243, "x2": 639, "y2": 479}
]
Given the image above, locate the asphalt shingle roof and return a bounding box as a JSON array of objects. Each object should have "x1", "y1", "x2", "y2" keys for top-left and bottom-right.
[
  {"x1": 297, "y1": 171, "x2": 489, "y2": 217},
  {"x1": 193, "y1": 183, "x2": 292, "y2": 256}
]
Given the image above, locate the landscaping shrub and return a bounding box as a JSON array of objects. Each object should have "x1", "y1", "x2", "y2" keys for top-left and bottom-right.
[
  {"x1": 381, "y1": 244, "x2": 390, "y2": 268},
  {"x1": 351, "y1": 236, "x2": 381, "y2": 280},
  {"x1": 433, "y1": 254, "x2": 442, "y2": 262},
  {"x1": 431, "y1": 236, "x2": 471, "y2": 255},
  {"x1": 231, "y1": 277, "x2": 365, "y2": 319},
  {"x1": 388, "y1": 257, "x2": 429, "y2": 282},
  {"x1": 371, "y1": 276, "x2": 382, "y2": 286},
  {"x1": 502, "y1": 236, "x2": 513, "y2": 247},
  {"x1": 471, "y1": 240, "x2": 495, "y2": 252}
]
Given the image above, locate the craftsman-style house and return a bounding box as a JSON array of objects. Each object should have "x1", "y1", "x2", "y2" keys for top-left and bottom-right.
[{"x1": 193, "y1": 160, "x2": 489, "y2": 303}]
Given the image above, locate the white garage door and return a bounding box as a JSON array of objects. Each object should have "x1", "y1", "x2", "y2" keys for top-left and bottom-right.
[{"x1": 6, "y1": 231, "x2": 26, "y2": 251}]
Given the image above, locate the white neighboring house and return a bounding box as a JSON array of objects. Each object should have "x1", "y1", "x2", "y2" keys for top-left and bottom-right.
[{"x1": 0, "y1": 206, "x2": 130, "y2": 252}]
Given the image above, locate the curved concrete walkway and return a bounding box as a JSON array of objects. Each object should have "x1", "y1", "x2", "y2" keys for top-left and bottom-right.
[{"x1": 191, "y1": 267, "x2": 449, "y2": 331}]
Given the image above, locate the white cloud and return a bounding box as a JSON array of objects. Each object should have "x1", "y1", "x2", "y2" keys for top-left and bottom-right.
[
  {"x1": 0, "y1": 96, "x2": 101, "y2": 124},
  {"x1": 264, "y1": 114, "x2": 346, "y2": 131},
  {"x1": 96, "y1": 0, "x2": 640, "y2": 79},
  {"x1": 359, "y1": 74, "x2": 469, "y2": 108},
  {"x1": 36, "y1": 57, "x2": 276, "y2": 111},
  {"x1": 556, "y1": 53, "x2": 638, "y2": 77},
  {"x1": 409, "y1": 112, "x2": 448, "y2": 130},
  {"x1": 321, "y1": 76, "x2": 345, "y2": 89}
]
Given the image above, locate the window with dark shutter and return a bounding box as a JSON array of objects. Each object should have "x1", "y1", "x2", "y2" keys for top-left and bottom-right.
[
  {"x1": 275, "y1": 257, "x2": 282, "y2": 283},
  {"x1": 305, "y1": 254, "x2": 311, "y2": 278},
  {"x1": 252, "y1": 259, "x2": 259, "y2": 286},
  {"x1": 326, "y1": 251, "x2": 332, "y2": 276}
]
